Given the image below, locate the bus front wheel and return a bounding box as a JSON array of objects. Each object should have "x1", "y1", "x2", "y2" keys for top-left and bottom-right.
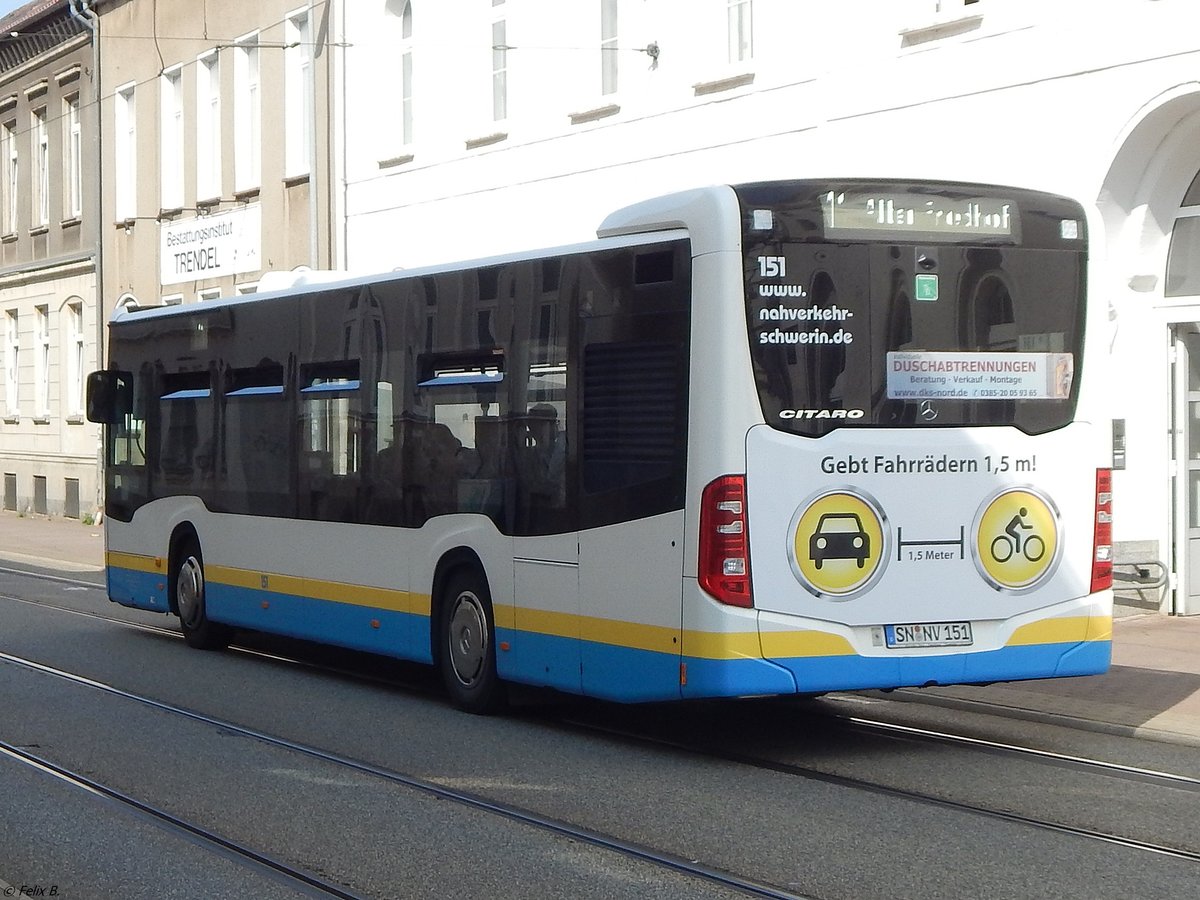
[
  {"x1": 172, "y1": 536, "x2": 230, "y2": 651},
  {"x1": 438, "y1": 570, "x2": 504, "y2": 714}
]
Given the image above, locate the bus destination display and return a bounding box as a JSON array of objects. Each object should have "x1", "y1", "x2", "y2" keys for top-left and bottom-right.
[{"x1": 820, "y1": 190, "x2": 1018, "y2": 240}]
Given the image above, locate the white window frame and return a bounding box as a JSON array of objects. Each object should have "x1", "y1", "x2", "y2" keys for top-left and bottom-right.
[
  {"x1": 400, "y1": 2, "x2": 414, "y2": 147},
  {"x1": 727, "y1": 0, "x2": 752, "y2": 64},
  {"x1": 198, "y1": 287, "x2": 221, "y2": 303},
  {"x1": 160, "y1": 67, "x2": 184, "y2": 211},
  {"x1": 114, "y1": 84, "x2": 136, "y2": 221},
  {"x1": 4, "y1": 310, "x2": 17, "y2": 419},
  {"x1": 64, "y1": 94, "x2": 82, "y2": 219},
  {"x1": 34, "y1": 305, "x2": 48, "y2": 419},
  {"x1": 285, "y1": 10, "x2": 313, "y2": 178},
  {"x1": 234, "y1": 33, "x2": 261, "y2": 192},
  {"x1": 2, "y1": 121, "x2": 15, "y2": 234},
  {"x1": 491, "y1": 2, "x2": 507, "y2": 123},
  {"x1": 66, "y1": 301, "x2": 83, "y2": 418},
  {"x1": 196, "y1": 52, "x2": 221, "y2": 201},
  {"x1": 33, "y1": 107, "x2": 48, "y2": 227},
  {"x1": 601, "y1": 0, "x2": 618, "y2": 96},
  {"x1": 161, "y1": 293, "x2": 184, "y2": 306}
]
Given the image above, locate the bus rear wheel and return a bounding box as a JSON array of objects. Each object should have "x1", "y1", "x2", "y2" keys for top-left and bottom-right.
[
  {"x1": 172, "y1": 536, "x2": 230, "y2": 650},
  {"x1": 438, "y1": 571, "x2": 504, "y2": 714}
]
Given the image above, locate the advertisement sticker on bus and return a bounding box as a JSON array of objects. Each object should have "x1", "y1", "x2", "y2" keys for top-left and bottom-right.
[{"x1": 887, "y1": 352, "x2": 1074, "y2": 402}]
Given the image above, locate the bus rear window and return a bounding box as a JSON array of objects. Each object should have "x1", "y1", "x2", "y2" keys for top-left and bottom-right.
[{"x1": 737, "y1": 181, "x2": 1087, "y2": 436}]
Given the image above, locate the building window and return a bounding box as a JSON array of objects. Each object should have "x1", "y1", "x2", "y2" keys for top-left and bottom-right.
[
  {"x1": 1166, "y1": 168, "x2": 1200, "y2": 297},
  {"x1": 400, "y1": 2, "x2": 414, "y2": 146},
  {"x1": 727, "y1": 0, "x2": 752, "y2": 63},
  {"x1": 2, "y1": 121, "x2": 16, "y2": 234},
  {"x1": 64, "y1": 95, "x2": 82, "y2": 218},
  {"x1": 601, "y1": 0, "x2": 618, "y2": 96},
  {"x1": 196, "y1": 53, "x2": 221, "y2": 201},
  {"x1": 34, "y1": 305, "x2": 48, "y2": 418},
  {"x1": 160, "y1": 68, "x2": 183, "y2": 210},
  {"x1": 285, "y1": 11, "x2": 313, "y2": 177},
  {"x1": 234, "y1": 34, "x2": 261, "y2": 192},
  {"x1": 4, "y1": 310, "x2": 17, "y2": 418},
  {"x1": 491, "y1": 2, "x2": 507, "y2": 122},
  {"x1": 114, "y1": 84, "x2": 136, "y2": 221},
  {"x1": 33, "y1": 107, "x2": 48, "y2": 226},
  {"x1": 66, "y1": 301, "x2": 83, "y2": 418},
  {"x1": 198, "y1": 287, "x2": 221, "y2": 303},
  {"x1": 381, "y1": 1, "x2": 414, "y2": 155}
]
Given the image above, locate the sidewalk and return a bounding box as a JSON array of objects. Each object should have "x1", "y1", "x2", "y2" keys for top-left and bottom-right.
[
  {"x1": 0, "y1": 509, "x2": 1196, "y2": 744},
  {"x1": 0, "y1": 509, "x2": 104, "y2": 572},
  {"x1": 914, "y1": 614, "x2": 1200, "y2": 746}
]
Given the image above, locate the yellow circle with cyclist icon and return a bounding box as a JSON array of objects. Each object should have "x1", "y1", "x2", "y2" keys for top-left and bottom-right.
[
  {"x1": 788, "y1": 489, "x2": 889, "y2": 599},
  {"x1": 973, "y1": 487, "x2": 1061, "y2": 592}
]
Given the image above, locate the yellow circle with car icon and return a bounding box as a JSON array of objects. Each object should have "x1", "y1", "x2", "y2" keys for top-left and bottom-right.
[
  {"x1": 973, "y1": 487, "x2": 1060, "y2": 592},
  {"x1": 789, "y1": 490, "x2": 888, "y2": 599}
]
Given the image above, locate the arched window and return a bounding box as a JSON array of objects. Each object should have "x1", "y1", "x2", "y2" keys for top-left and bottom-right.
[{"x1": 1166, "y1": 167, "x2": 1200, "y2": 297}]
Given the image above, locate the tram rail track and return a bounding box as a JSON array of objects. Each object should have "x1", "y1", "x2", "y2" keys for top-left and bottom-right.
[
  {"x1": 0, "y1": 736, "x2": 369, "y2": 899},
  {"x1": 7, "y1": 578, "x2": 1198, "y2": 798},
  {"x1": 3, "y1": 569, "x2": 1199, "y2": 881},
  {"x1": 559, "y1": 717, "x2": 1200, "y2": 864},
  {"x1": 0, "y1": 644, "x2": 812, "y2": 900}
]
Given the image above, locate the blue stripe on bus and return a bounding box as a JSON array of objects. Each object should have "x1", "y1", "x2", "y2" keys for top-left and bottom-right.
[
  {"x1": 103, "y1": 563, "x2": 1110, "y2": 702},
  {"x1": 107, "y1": 567, "x2": 169, "y2": 612},
  {"x1": 205, "y1": 582, "x2": 433, "y2": 663}
]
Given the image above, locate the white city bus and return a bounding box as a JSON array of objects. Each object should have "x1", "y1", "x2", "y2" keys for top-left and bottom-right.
[{"x1": 87, "y1": 179, "x2": 1113, "y2": 712}]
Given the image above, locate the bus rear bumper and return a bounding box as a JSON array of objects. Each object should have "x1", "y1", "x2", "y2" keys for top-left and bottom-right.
[
  {"x1": 764, "y1": 637, "x2": 1112, "y2": 694},
  {"x1": 758, "y1": 601, "x2": 1113, "y2": 693}
]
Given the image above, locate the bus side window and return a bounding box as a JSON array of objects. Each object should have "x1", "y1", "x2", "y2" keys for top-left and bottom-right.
[
  {"x1": 157, "y1": 371, "x2": 215, "y2": 495},
  {"x1": 298, "y1": 364, "x2": 363, "y2": 522}
]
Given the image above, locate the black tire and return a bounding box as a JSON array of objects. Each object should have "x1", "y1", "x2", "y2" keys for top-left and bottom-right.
[
  {"x1": 438, "y1": 570, "x2": 504, "y2": 714},
  {"x1": 172, "y1": 536, "x2": 230, "y2": 650}
]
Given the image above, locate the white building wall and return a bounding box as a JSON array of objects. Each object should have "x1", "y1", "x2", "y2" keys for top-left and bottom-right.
[{"x1": 340, "y1": 0, "x2": 1200, "y2": 611}]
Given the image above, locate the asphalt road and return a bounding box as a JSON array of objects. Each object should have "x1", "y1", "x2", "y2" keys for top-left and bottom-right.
[{"x1": 1, "y1": 563, "x2": 1198, "y2": 900}]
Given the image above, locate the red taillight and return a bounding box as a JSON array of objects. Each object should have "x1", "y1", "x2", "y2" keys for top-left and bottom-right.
[
  {"x1": 1091, "y1": 468, "x2": 1113, "y2": 593},
  {"x1": 699, "y1": 475, "x2": 753, "y2": 608}
]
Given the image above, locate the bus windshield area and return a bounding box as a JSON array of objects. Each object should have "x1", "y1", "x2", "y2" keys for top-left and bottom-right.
[{"x1": 736, "y1": 181, "x2": 1088, "y2": 437}]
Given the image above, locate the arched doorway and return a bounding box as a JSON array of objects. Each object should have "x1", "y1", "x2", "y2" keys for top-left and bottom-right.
[{"x1": 1098, "y1": 86, "x2": 1200, "y2": 615}]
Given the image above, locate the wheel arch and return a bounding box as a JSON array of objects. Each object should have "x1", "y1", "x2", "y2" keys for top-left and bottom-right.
[{"x1": 166, "y1": 521, "x2": 201, "y2": 616}]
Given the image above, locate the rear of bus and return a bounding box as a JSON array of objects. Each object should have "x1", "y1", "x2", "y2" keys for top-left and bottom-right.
[{"x1": 687, "y1": 180, "x2": 1111, "y2": 697}]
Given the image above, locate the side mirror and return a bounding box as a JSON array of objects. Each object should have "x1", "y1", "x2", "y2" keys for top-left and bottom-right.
[{"x1": 86, "y1": 370, "x2": 133, "y2": 424}]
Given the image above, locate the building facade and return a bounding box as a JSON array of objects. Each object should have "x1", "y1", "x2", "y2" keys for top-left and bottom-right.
[
  {"x1": 6, "y1": 0, "x2": 1198, "y2": 615},
  {"x1": 337, "y1": 0, "x2": 1200, "y2": 615},
  {"x1": 95, "y1": 0, "x2": 336, "y2": 310},
  {"x1": 0, "y1": 0, "x2": 99, "y2": 519}
]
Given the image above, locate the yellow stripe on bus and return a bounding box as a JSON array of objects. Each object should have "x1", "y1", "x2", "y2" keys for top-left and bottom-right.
[
  {"x1": 205, "y1": 565, "x2": 425, "y2": 616},
  {"x1": 758, "y1": 630, "x2": 857, "y2": 659},
  {"x1": 497, "y1": 605, "x2": 775, "y2": 660},
  {"x1": 108, "y1": 553, "x2": 1110, "y2": 659},
  {"x1": 106, "y1": 551, "x2": 165, "y2": 574},
  {"x1": 1006, "y1": 615, "x2": 1111, "y2": 646},
  {"x1": 496, "y1": 605, "x2": 680, "y2": 655}
]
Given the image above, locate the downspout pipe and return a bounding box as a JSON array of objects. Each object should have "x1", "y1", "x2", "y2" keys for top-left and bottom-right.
[{"x1": 68, "y1": 0, "x2": 103, "y2": 514}]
